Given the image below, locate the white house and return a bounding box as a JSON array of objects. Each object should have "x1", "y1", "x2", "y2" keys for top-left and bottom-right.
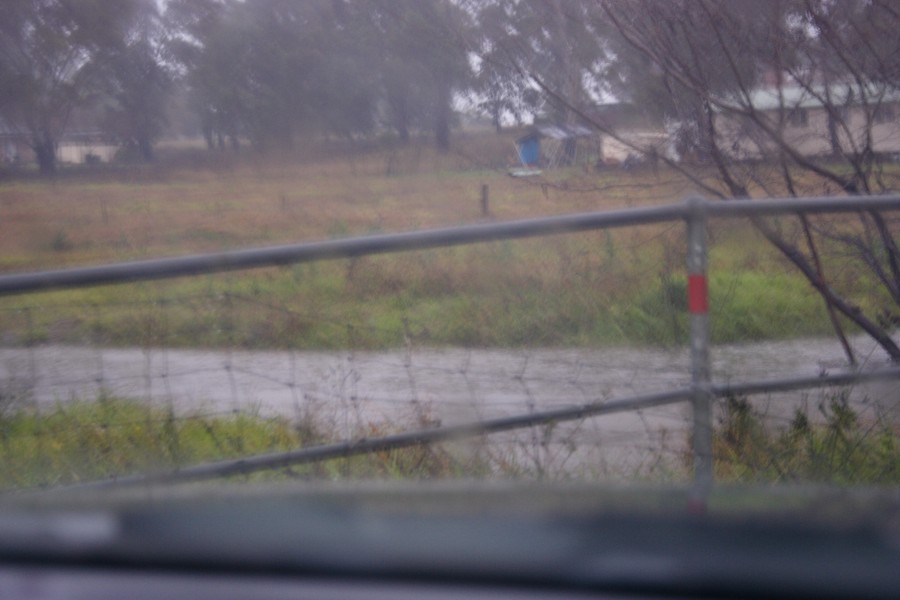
[
  {"x1": 55, "y1": 132, "x2": 119, "y2": 164},
  {"x1": 0, "y1": 119, "x2": 119, "y2": 165},
  {"x1": 715, "y1": 84, "x2": 900, "y2": 160}
]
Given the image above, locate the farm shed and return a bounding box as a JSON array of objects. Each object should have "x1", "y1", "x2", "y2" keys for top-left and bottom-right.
[
  {"x1": 515, "y1": 124, "x2": 595, "y2": 169},
  {"x1": 587, "y1": 103, "x2": 676, "y2": 165}
]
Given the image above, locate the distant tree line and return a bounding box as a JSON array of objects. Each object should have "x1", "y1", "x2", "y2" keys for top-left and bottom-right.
[
  {"x1": 0, "y1": 0, "x2": 476, "y2": 174},
  {"x1": 164, "y1": 0, "x2": 473, "y2": 153},
  {"x1": 0, "y1": 0, "x2": 633, "y2": 174},
  {"x1": 1, "y1": 1, "x2": 897, "y2": 174}
]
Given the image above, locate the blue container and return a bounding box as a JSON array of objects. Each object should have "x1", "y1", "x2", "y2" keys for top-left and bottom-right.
[{"x1": 517, "y1": 135, "x2": 540, "y2": 166}]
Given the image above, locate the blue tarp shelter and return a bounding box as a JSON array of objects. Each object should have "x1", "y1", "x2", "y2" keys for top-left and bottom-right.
[
  {"x1": 515, "y1": 125, "x2": 594, "y2": 169},
  {"x1": 516, "y1": 133, "x2": 541, "y2": 166}
]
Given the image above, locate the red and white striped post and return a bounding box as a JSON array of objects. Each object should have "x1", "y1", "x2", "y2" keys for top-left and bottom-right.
[{"x1": 686, "y1": 197, "x2": 712, "y2": 511}]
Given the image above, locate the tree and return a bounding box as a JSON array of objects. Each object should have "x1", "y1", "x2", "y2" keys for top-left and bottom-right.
[
  {"x1": 97, "y1": 0, "x2": 172, "y2": 161},
  {"x1": 470, "y1": 0, "x2": 608, "y2": 130},
  {"x1": 166, "y1": 0, "x2": 471, "y2": 153},
  {"x1": 167, "y1": 0, "x2": 389, "y2": 152},
  {"x1": 0, "y1": 0, "x2": 132, "y2": 174},
  {"x1": 165, "y1": 0, "x2": 246, "y2": 150},
  {"x1": 369, "y1": 0, "x2": 472, "y2": 150},
  {"x1": 468, "y1": 0, "x2": 533, "y2": 132},
  {"x1": 593, "y1": 0, "x2": 900, "y2": 363}
]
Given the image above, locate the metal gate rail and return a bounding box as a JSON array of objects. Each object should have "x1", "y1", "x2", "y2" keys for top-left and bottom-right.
[{"x1": 2, "y1": 194, "x2": 898, "y2": 503}]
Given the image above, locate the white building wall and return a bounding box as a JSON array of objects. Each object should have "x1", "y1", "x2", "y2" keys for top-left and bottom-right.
[
  {"x1": 57, "y1": 143, "x2": 118, "y2": 164},
  {"x1": 717, "y1": 102, "x2": 900, "y2": 159},
  {"x1": 600, "y1": 130, "x2": 676, "y2": 163}
]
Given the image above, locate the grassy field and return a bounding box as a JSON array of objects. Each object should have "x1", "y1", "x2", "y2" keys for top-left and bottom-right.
[
  {"x1": 1, "y1": 139, "x2": 895, "y2": 491},
  {"x1": 0, "y1": 136, "x2": 888, "y2": 349},
  {"x1": 1, "y1": 391, "x2": 894, "y2": 490},
  {"x1": 0, "y1": 394, "x2": 479, "y2": 489}
]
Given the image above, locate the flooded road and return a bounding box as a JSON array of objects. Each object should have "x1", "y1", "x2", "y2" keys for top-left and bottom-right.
[{"x1": 1, "y1": 334, "x2": 897, "y2": 475}]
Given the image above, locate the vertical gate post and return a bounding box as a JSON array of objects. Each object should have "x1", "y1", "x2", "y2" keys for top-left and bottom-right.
[{"x1": 686, "y1": 196, "x2": 712, "y2": 510}]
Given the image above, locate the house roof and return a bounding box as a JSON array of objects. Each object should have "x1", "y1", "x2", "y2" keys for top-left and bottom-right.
[{"x1": 721, "y1": 83, "x2": 900, "y2": 112}]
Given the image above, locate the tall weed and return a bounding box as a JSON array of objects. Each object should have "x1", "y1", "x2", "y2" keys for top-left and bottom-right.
[{"x1": 713, "y1": 392, "x2": 898, "y2": 485}]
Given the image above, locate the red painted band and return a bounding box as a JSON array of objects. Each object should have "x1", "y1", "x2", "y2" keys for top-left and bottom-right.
[{"x1": 687, "y1": 274, "x2": 708, "y2": 314}]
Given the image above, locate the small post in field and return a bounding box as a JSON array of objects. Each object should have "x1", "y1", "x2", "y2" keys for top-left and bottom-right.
[
  {"x1": 480, "y1": 184, "x2": 489, "y2": 217},
  {"x1": 686, "y1": 196, "x2": 712, "y2": 511}
]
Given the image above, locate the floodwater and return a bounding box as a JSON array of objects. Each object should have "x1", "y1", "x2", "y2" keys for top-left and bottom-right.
[{"x1": 1, "y1": 334, "x2": 897, "y2": 476}]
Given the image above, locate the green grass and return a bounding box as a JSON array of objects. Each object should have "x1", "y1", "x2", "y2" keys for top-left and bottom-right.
[
  {"x1": 0, "y1": 395, "x2": 477, "y2": 490},
  {"x1": 1, "y1": 391, "x2": 894, "y2": 491},
  {"x1": 713, "y1": 393, "x2": 898, "y2": 485},
  {"x1": 0, "y1": 142, "x2": 894, "y2": 350},
  {"x1": 0, "y1": 228, "x2": 883, "y2": 350},
  {"x1": 709, "y1": 271, "x2": 831, "y2": 341}
]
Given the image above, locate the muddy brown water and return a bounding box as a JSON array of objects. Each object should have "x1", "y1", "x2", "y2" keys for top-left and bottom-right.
[{"x1": 1, "y1": 334, "x2": 897, "y2": 476}]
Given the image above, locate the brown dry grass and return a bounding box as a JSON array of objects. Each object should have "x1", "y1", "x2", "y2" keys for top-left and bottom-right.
[
  {"x1": 0, "y1": 136, "x2": 692, "y2": 273},
  {"x1": 0, "y1": 134, "x2": 865, "y2": 350}
]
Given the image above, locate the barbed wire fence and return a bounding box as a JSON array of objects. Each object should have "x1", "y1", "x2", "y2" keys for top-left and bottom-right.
[
  {"x1": 0, "y1": 293, "x2": 694, "y2": 486},
  {"x1": 0, "y1": 196, "x2": 898, "y2": 498}
]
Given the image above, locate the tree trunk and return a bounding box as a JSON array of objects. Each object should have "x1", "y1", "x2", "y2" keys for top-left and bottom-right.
[
  {"x1": 398, "y1": 122, "x2": 410, "y2": 144},
  {"x1": 551, "y1": 0, "x2": 578, "y2": 127},
  {"x1": 435, "y1": 116, "x2": 450, "y2": 152},
  {"x1": 827, "y1": 111, "x2": 842, "y2": 159},
  {"x1": 434, "y1": 82, "x2": 451, "y2": 153},
  {"x1": 753, "y1": 216, "x2": 900, "y2": 363},
  {"x1": 34, "y1": 137, "x2": 56, "y2": 175},
  {"x1": 393, "y1": 94, "x2": 410, "y2": 144},
  {"x1": 139, "y1": 137, "x2": 154, "y2": 161}
]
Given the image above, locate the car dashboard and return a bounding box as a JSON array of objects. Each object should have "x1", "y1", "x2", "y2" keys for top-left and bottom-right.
[{"x1": 0, "y1": 484, "x2": 897, "y2": 600}]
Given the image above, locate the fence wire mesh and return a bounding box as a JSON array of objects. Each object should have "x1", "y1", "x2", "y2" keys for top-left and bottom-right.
[
  {"x1": 0, "y1": 200, "x2": 898, "y2": 491},
  {"x1": 0, "y1": 297, "x2": 693, "y2": 486}
]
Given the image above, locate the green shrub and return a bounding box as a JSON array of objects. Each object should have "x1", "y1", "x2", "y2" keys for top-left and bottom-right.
[{"x1": 713, "y1": 393, "x2": 898, "y2": 485}]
